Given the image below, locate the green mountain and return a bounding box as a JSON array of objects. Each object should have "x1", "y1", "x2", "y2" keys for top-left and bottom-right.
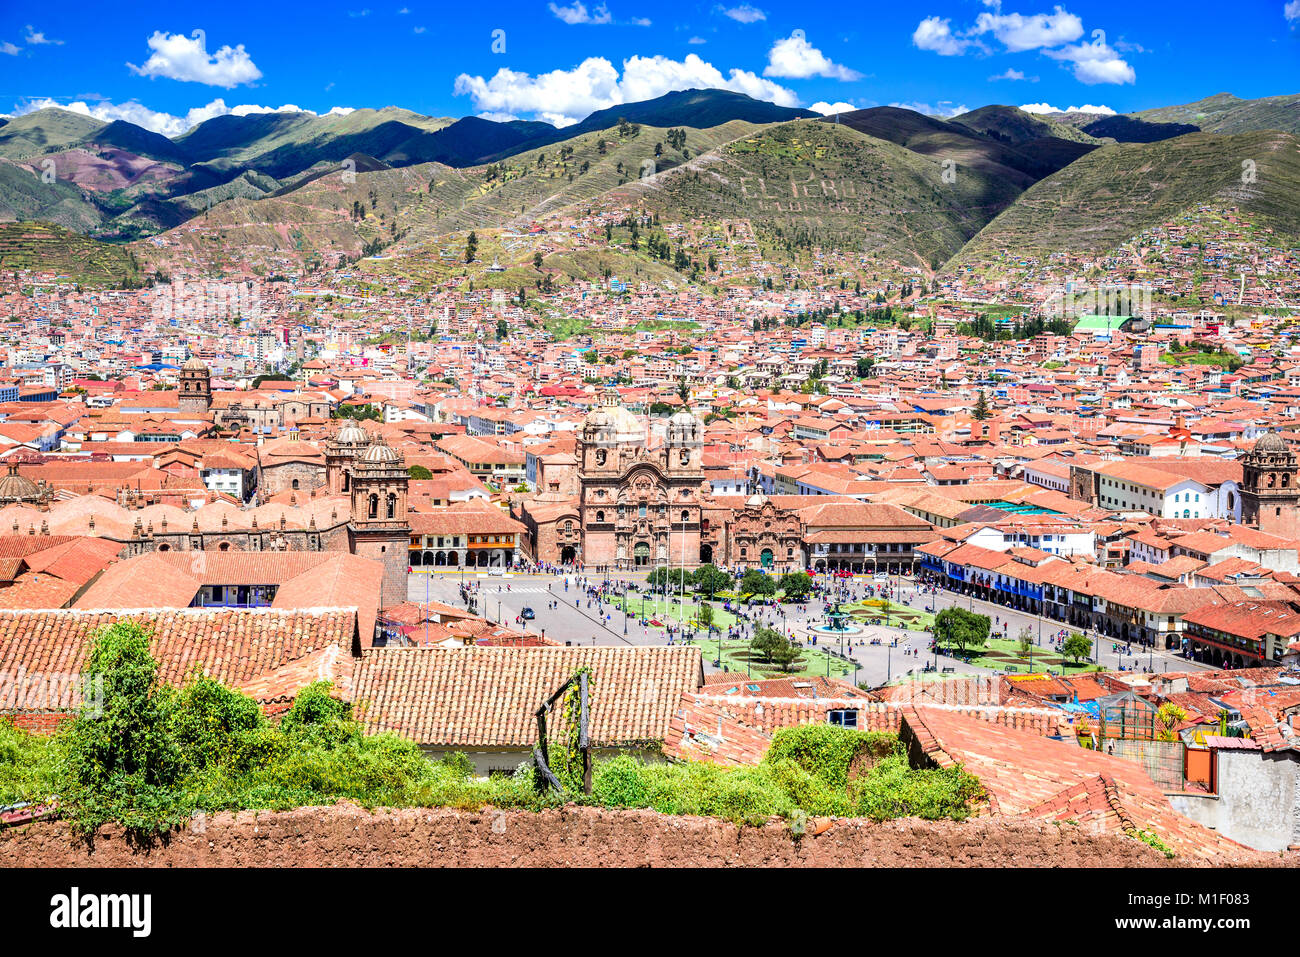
[
  {"x1": 949, "y1": 105, "x2": 1103, "y2": 145},
  {"x1": 1132, "y1": 92, "x2": 1300, "y2": 135},
  {"x1": 559, "y1": 89, "x2": 816, "y2": 139},
  {"x1": 637, "y1": 117, "x2": 1014, "y2": 269},
  {"x1": 956, "y1": 129, "x2": 1300, "y2": 264},
  {"x1": 0, "y1": 109, "x2": 107, "y2": 160}
]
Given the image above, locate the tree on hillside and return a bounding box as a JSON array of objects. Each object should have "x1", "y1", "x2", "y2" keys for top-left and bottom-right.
[
  {"x1": 935, "y1": 607, "x2": 990, "y2": 657},
  {"x1": 972, "y1": 389, "x2": 991, "y2": 421},
  {"x1": 465, "y1": 231, "x2": 478, "y2": 264}
]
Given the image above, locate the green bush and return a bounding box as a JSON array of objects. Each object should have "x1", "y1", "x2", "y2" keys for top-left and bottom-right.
[
  {"x1": 12, "y1": 621, "x2": 985, "y2": 835},
  {"x1": 853, "y1": 755, "x2": 985, "y2": 822}
]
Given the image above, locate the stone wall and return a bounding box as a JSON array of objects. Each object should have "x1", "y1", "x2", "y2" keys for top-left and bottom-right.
[{"x1": 0, "y1": 804, "x2": 1249, "y2": 868}]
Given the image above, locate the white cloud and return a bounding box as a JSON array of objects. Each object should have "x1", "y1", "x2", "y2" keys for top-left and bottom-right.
[
  {"x1": 972, "y1": 6, "x2": 1082, "y2": 51},
  {"x1": 453, "y1": 53, "x2": 799, "y2": 126},
  {"x1": 891, "y1": 101, "x2": 969, "y2": 118},
  {"x1": 0, "y1": 42, "x2": 19, "y2": 56},
  {"x1": 12, "y1": 97, "x2": 351, "y2": 137},
  {"x1": 477, "y1": 111, "x2": 521, "y2": 123},
  {"x1": 550, "y1": 1, "x2": 613, "y2": 24},
  {"x1": 810, "y1": 101, "x2": 857, "y2": 115},
  {"x1": 764, "y1": 32, "x2": 862, "y2": 80},
  {"x1": 720, "y1": 4, "x2": 766, "y2": 22},
  {"x1": 913, "y1": 16, "x2": 970, "y2": 56},
  {"x1": 414, "y1": 26, "x2": 426, "y2": 33},
  {"x1": 24, "y1": 26, "x2": 63, "y2": 46},
  {"x1": 1285, "y1": 0, "x2": 1300, "y2": 22},
  {"x1": 127, "y1": 30, "x2": 262, "y2": 88},
  {"x1": 989, "y1": 68, "x2": 1034, "y2": 81},
  {"x1": 1045, "y1": 31, "x2": 1135, "y2": 84},
  {"x1": 687, "y1": 36, "x2": 707, "y2": 44},
  {"x1": 912, "y1": 7, "x2": 1134, "y2": 86},
  {"x1": 1019, "y1": 101, "x2": 1114, "y2": 114}
]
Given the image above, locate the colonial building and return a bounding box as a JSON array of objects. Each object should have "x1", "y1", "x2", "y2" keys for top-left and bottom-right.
[
  {"x1": 0, "y1": 423, "x2": 410, "y2": 611},
  {"x1": 1239, "y1": 430, "x2": 1299, "y2": 539}
]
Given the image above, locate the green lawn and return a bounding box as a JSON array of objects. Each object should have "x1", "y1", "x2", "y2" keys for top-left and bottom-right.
[
  {"x1": 616, "y1": 595, "x2": 740, "y2": 630},
  {"x1": 843, "y1": 601, "x2": 935, "y2": 632},
  {"x1": 939, "y1": 635, "x2": 1103, "y2": 674},
  {"x1": 694, "y1": 636, "x2": 857, "y2": 681}
]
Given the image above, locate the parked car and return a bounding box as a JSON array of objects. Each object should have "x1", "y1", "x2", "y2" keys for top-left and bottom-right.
[{"x1": 521, "y1": 607, "x2": 535, "y2": 620}]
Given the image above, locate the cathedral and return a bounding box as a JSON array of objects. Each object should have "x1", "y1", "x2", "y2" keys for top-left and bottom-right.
[{"x1": 518, "y1": 392, "x2": 710, "y2": 570}]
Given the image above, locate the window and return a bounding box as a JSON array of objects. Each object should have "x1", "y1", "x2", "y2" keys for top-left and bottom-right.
[
  {"x1": 368, "y1": 494, "x2": 378, "y2": 519},
  {"x1": 681, "y1": 510, "x2": 689, "y2": 523},
  {"x1": 291, "y1": 479, "x2": 300, "y2": 490},
  {"x1": 596, "y1": 510, "x2": 605, "y2": 523},
  {"x1": 638, "y1": 504, "x2": 647, "y2": 518},
  {"x1": 828, "y1": 710, "x2": 858, "y2": 728}
]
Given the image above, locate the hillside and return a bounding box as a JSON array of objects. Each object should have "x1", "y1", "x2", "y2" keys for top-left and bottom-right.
[
  {"x1": 955, "y1": 129, "x2": 1300, "y2": 264},
  {"x1": 0, "y1": 109, "x2": 106, "y2": 160},
  {"x1": 830, "y1": 106, "x2": 1096, "y2": 184},
  {"x1": 137, "y1": 120, "x2": 761, "y2": 276},
  {"x1": 0, "y1": 221, "x2": 141, "y2": 284},
  {"x1": 950, "y1": 105, "x2": 1103, "y2": 146},
  {"x1": 1133, "y1": 93, "x2": 1300, "y2": 135},
  {"x1": 631, "y1": 118, "x2": 1015, "y2": 269}
]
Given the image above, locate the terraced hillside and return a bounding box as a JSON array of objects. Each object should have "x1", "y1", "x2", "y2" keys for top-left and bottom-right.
[
  {"x1": 138, "y1": 121, "x2": 762, "y2": 275},
  {"x1": 628, "y1": 118, "x2": 1020, "y2": 269},
  {"x1": 0, "y1": 221, "x2": 141, "y2": 285},
  {"x1": 1133, "y1": 93, "x2": 1300, "y2": 136},
  {"x1": 955, "y1": 129, "x2": 1300, "y2": 264}
]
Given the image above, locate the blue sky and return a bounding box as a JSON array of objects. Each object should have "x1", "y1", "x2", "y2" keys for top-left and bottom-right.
[{"x1": 1, "y1": 0, "x2": 1297, "y2": 135}]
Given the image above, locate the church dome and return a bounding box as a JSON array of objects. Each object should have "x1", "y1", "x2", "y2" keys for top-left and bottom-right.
[
  {"x1": 0, "y1": 465, "x2": 42, "y2": 504},
  {"x1": 1253, "y1": 430, "x2": 1291, "y2": 455},
  {"x1": 584, "y1": 402, "x2": 643, "y2": 442},
  {"x1": 746, "y1": 492, "x2": 770, "y2": 508},
  {"x1": 360, "y1": 441, "x2": 401, "y2": 464},
  {"x1": 336, "y1": 422, "x2": 370, "y2": 445},
  {"x1": 182, "y1": 357, "x2": 209, "y2": 371}
]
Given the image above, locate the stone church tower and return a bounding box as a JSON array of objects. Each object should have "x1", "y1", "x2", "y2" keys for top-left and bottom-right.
[
  {"x1": 347, "y1": 438, "x2": 410, "y2": 609},
  {"x1": 326, "y1": 421, "x2": 371, "y2": 494},
  {"x1": 1240, "y1": 430, "x2": 1300, "y2": 539},
  {"x1": 178, "y1": 357, "x2": 212, "y2": 414}
]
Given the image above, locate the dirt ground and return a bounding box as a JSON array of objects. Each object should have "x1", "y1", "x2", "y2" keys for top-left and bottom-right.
[{"x1": 0, "y1": 803, "x2": 1274, "y2": 867}]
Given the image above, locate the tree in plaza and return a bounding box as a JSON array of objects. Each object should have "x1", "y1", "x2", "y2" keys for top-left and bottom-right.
[
  {"x1": 740, "y1": 568, "x2": 776, "y2": 598},
  {"x1": 648, "y1": 567, "x2": 690, "y2": 593},
  {"x1": 879, "y1": 597, "x2": 891, "y2": 627},
  {"x1": 1063, "y1": 633, "x2": 1092, "y2": 665},
  {"x1": 751, "y1": 627, "x2": 799, "y2": 672},
  {"x1": 934, "y1": 607, "x2": 990, "y2": 657},
  {"x1": 1017, "y1": 626, "x2": 1034, "y2": 660},
  {"x1": 779, "y1": 571, "x2": 813, "y2": 602},
  {"x1": 697, "y1": 603, "x2": 715, "y2": 632},
  {"x1": 692, "y1": 564, "x2": 732, "y2": 597}
]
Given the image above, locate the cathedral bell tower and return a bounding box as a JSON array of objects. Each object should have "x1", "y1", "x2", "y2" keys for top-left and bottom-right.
[
  {"x1": 178, "y1": 357, "x2": 212, "y2": 414},
  {"x1": 347, "y1": 439, "x2": 410, "y2": 609},
  {"x1": 1240, "y1": 430, "x2": 1300, "y2": 539}
]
